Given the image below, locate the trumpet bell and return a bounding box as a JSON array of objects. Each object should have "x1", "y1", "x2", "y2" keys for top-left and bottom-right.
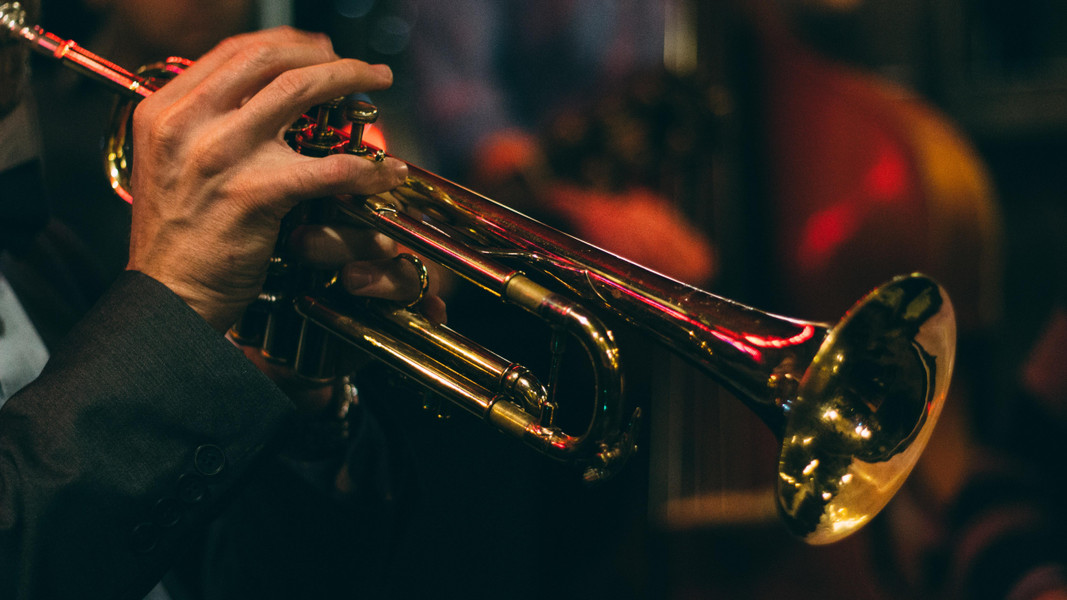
[{"x1": 779, "y1": 274, "x2": 954, "y2": 543}]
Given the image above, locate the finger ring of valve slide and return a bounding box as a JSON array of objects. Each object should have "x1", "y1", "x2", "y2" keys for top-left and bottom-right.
[{"x1": 394, "y1": 253, "x2": 429, "y2": 309}]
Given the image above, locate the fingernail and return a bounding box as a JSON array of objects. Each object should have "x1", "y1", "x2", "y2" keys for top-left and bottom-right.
[{"x1": 373, "y1": 63, "x2": 393, "y2": 79}]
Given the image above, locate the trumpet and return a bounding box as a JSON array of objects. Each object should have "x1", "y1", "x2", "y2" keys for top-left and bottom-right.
[{"x1": 2, "y1": 2, "x2": 956, "y2": 545}]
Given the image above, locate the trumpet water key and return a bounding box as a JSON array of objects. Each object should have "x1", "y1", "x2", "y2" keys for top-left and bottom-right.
[{"x1": 2, "y1": 1, "x2": 956, "y2": 544}]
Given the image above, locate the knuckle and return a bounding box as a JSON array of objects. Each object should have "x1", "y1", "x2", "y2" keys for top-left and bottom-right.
[
  {"x1": 188, "y1": 130, "x2": 229, "y2": 176},
  {"x1": 272, "y1": 25, "x2": 306, "y2": 40},
  {"x1": 234, "y1": 41, "x2": 282, "y2": 74},
  {"x1": 263, "y1": 26, "x2": 335, "y2": 57},
  {"x1": 317, "y1": 155, "x2": 358, "y2": 188},
  {"x1": 285, "y1": 160, "x2": 333, "y2": 201},
  {"x1": 282, "y1": 26, "x2": 333, "y2": 48},
  {"x1": 311, "y1": 33, "x2": 337, "y2": 59},
  {"x1": 212, "y1": 33, "x2": 250, "y2": 58},
  {"x1": 220, "y1": 177, "x2": 273, "y2": 222},
  {"x1": 269, "y1": 69, "x2": 314, "y2": 104},
  {"x1": 130, "y1": 101, "x2": 153, "y2": 138},
  {"x1": 135, "y1": 101, "x2": 182, "y2": 148},
  {"x1": 353, "y1": 160, "x2": 403, "y2": 194}
]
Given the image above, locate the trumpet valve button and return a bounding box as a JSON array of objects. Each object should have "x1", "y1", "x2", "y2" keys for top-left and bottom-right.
[
  {"x1": 295, "y1": 97, "x2": 344, "y2": 156},
  {"x1": 345, "y1": 100, "x2": 379, "y2": 155}
]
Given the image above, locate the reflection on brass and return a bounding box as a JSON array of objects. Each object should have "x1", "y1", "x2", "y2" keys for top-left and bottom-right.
[{"x1": 3, "y1": 1, "x2": 956, "y2": 543}]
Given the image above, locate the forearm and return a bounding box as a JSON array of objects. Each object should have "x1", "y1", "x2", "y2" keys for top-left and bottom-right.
[{"x1": 0, "y1": 271, "x2": 294, "y2": 599}]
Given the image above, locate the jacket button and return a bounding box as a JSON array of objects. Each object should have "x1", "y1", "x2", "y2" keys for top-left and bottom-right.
[
  {"x1": 152, "y1": 498, "x2": 182, "y2": 527},
  {"x1": 130, "y1": 522, "x2": 159, "y2": 554},
  {"x1": 176, "y1": 473, "x2": 207, "y2": 504},
  {"x1": 194, "y1": 444, "x2": 226, "y2": 477}
]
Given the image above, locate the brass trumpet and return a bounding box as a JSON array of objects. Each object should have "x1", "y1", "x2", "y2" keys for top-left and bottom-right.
[{"x1": 2, "y1": 2, "x2": 956, "y2": 545}]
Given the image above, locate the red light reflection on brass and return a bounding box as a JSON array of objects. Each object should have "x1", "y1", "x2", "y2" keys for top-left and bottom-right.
[
  {"x1": 594, "y1": 276, "x2": 766, "y2": 361},
  {"x1": 744, "y1": 325, "x2": 817, "y2": 349}
]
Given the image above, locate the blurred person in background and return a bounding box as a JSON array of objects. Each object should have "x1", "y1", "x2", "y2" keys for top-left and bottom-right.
[
  {"x1": 407, "y1": 0, "x2": 716, "y2": 286},
  {"x1": 400, "y1": 1, "x2": 1066, "y2": 599}
]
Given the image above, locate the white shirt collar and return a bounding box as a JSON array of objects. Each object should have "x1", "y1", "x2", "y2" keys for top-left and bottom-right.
[{"x1": 0, "y1": 271, "x2": 49, "y2": 404}]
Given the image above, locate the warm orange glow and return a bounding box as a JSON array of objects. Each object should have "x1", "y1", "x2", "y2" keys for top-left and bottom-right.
[{"x1": 362, "y1": 123, "x2": 387, "y2": 151}]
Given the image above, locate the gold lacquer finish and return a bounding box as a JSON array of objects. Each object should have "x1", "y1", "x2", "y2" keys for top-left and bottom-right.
[
  {"x1": 2, "y1": 1, "x2": 956, "y2": 543},
  {"x1": 777, "y1": 276, "x2": 953, "y2": 543}
]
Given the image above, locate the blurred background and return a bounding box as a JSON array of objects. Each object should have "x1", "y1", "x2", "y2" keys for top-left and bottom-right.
[{"x1": 27, "y1": 0, "x2": 1067, "y2": 598}]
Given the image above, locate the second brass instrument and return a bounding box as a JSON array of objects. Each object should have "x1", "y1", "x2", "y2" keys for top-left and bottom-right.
[{"x1": 2, "y1": 2, "x2": 956, "y2": 545}]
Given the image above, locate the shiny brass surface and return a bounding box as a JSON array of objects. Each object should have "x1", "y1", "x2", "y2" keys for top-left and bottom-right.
[{"x1": 2, "y1": 3, "x2": 957, "y2": 542}]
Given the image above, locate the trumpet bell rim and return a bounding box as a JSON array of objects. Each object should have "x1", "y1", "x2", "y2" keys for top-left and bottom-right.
[{"x1": 776, "y1": 273, "x2": 956, "y2": 544}]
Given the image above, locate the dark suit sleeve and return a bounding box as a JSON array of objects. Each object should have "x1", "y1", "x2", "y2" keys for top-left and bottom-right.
[{"x1": 0, "y1": 270, "x2": 295, "y2": 600}]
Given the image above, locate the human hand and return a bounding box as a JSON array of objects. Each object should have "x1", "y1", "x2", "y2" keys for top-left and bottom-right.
[
  {"x1": 288, "y1": 223, "x2": 446, "y2": 324},
  {"x1": 243, "y1": 222, "x2": 446, "y2": 413},
  {"x1": 125, "y1": 26, "x2": 409, "y2": 331}
]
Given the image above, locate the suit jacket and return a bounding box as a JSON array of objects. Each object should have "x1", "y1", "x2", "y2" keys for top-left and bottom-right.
[{"x1": 0, "y1": 266, "x2": 295, "y2": 599}]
